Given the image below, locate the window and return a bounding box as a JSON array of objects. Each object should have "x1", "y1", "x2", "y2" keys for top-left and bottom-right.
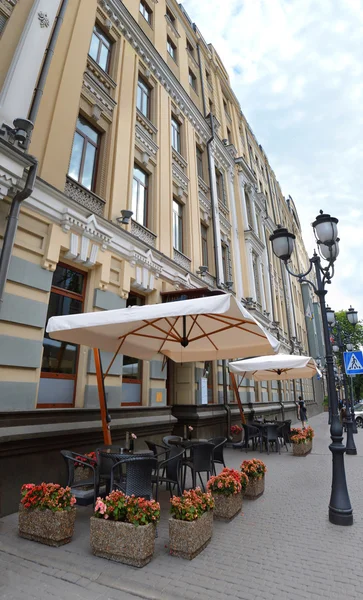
[
  {"x1": 188, "y1": 69, "x2": 197, "y2": 92},
  {"x1": 171, "y1": 117, "x2": 181, "y2": 153},
  {"x1": 221, "y1": 244, "x2": 229, "y2": 282},
  {"x1": 139, "y1": 0, "x2": 152, "y2": 24},
  {"x1": 0, "y1": 12, "x2": 8, "y2": 36},
  {"x1": 209, "y1": 99, "x2": 214, "y2": 114},
  {"x1": 205, "y1": 70, "x2": 211, "y2": 84},
  {"x1": 167, "y1": 36, "x2": 177, "y2": 60},
  {"x1": 122, "y1": 293, "x2": 145, "y2": 404},
  {"x1": 223, "y1": 98, "x2": 230, "y2": 118},
  {"x1": 226, "y1": 128, "x2": 232, "y2": 145},
  {"x1": 132, "y1": 165, "x2": 148, "y2": 226},
  {"x1": 186, "y1": 39, "x2": 194, "y2": 56},
  {"x1": 173, "y1": 199, "x2": 183, "y2": 252},
  {"x1": 137, "y1": 77, "x2": 151, "y2": 118},
  {"x1": 245, "y1": 192, "x2": 254, "y2": 230},
  {"x1": 196, "y1": 146, "x2": 204, "y2": 179},
  {"x1": 68, "y1": 116, "x2": 99, "y2": 191},
  {"x1": 38, "y1": 264, "x2": 86, "y2": 407},
  {"x1": 166, "y1": 7, "x2": 176, "y2": 26},
  {"x1": 215, "y1": 168, "x2": 225, "y2": 204},
  {"x1": 201, "y1": 223, "x2": 209, "y2": 268},
  {"x1": 89, "y1": 25, "x2": 112, "y2": 72}
]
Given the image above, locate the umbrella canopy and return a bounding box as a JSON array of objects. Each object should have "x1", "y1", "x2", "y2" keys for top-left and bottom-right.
[
  {"x1": 229, "y1": 354, "x2": 320, "y2": 381},
  {"x1": 47, "y1": 293, "x2": 280, "y2": 362}
]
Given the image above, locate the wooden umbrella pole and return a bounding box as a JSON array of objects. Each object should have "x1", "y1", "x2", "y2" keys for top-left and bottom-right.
[
  {"x1": 230, "y1": 372, "x2": 246, "y2": 425},
  {"x1": 94, "y1": 348, "x2": 112, "y2": 445}
]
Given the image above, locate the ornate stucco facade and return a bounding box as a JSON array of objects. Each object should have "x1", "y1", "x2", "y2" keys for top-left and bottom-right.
[{"x1": 0, "y1": 0, "x2": 323, "y2": 419}]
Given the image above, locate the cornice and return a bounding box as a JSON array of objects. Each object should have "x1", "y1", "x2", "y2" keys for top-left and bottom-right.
[
  {"x1": 100, "y1": 0, "x2": 211, "y2": 143},
  {"x1": 235, "y1": 156, "x2": 257, "y2": 184}
]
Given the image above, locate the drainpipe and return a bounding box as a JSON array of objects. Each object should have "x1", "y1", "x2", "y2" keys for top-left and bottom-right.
[
  {"x1": 0, "y1": 160, "x2": 38, "y2": 312},
  {"x1": 0, "y1": 0, "x2": 68, "y2": 310},
  {"x1": 28, "y1": 0, "x2": 69, "y2": 124}
]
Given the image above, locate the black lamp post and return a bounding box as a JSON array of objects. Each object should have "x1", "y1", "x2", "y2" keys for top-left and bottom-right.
[
  {"x1": 330, "y1": 310, "x2": 359, "y2": 454},
  {"x1": 270, "y1": 210, "x2": 353, "y2": 526}
]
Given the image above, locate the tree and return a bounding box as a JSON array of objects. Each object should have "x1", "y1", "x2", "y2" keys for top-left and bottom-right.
[{"x1": 332, "y1": 311, "x2": 363, "y2": 402}]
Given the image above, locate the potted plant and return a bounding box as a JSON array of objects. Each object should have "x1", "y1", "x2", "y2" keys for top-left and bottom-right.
[
  {"x1": 90, "y1": 491, "x2": 160, "y2": 567},
  {"x1": 18, "y1": 483, "x2": 76, "y2": 546},
  {"x1": 291, "y1": 426, "x2": 314, "y2": 456},
  {"x1": 74, "y1": 451, "x2": 97, "y2": 487},
  {"x1": 241, "y1": 459, "x2": 267, "y2": 499},
  {"x1": 169, "y1": 488, "x2": 214, "y2": 559},
  {"x1": 230, "y1": 424, "x2": 242, "y2": 442},
  {"x1": 207, "y1": 467, "x2": 247, "y2": 521}
]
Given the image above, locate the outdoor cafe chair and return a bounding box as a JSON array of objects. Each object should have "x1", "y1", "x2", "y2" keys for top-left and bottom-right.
[
  {"x1": 242, "y1": 423, "x2": 261, "y2": 453},
  {"x1": 153, "y1": 447, "x2": 185, "y2": 497},
  {"x1": 183, "y1": 442, "x2": 215, "y2": 491},
  {"x1": 162, "y1": 435, "x2": 183, "y2": 447},
  {"x1": 110, "y1": 455, "x2": 158, "y2": 500},
  {"x1": 145, "y1": 440, "x2": 168, "y2": 457},
  {"x1": 60, "y1": 450, "x2": 99, "y2": 507},
  {"x1": 261, "y1": 423, "x2": 280, "y2": 455},
  {"x1": 208, "y1": 436, "x2": 227, "y2": 473}
]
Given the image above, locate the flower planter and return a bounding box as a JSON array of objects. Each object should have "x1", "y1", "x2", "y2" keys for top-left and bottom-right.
[
  {"x1": 293, "y1": 440, "x2": 312, "y2": 456},
  {"x1": 18, "y1": 505, "x2": 76, "y2": 547},
  {"x1": 244, "y1": 476, "x2": 265, "y2": 500},
  {"x1": 169, "y1": 510, "x2": 213, "y2": 560},
  {"x1": 90, "y1": 516, "x2": 156, "y2": 567},
  {"x1": 212, "y1": 493, "x2": 242, "y2": 521}
]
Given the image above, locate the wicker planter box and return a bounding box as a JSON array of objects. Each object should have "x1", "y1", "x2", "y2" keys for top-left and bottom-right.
[
  {"x1": 212, "y1": 492, "x2": 242, "y2": 521},
  {"x1": 169, "y1": 510, "x2": 213, "y2": 560},
  {"x1": 293, "y1": 440, "x2": 312, "y2": 456},
  {"x1": 18, "y1": 505, "x2": 76, "y2": 547},
  {"x1": 90, "y1": 517, "x2": 156, "y2": 567},
  {"x1": 244, "y1": 476, "x2": 265, "y2": 499}
]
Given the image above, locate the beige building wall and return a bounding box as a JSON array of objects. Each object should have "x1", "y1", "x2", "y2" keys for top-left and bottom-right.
[{"x1": 0, "y1": 0, "x2": 317, "y2": 411}]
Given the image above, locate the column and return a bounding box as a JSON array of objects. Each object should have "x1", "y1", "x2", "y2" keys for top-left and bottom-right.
[
  {"x1": 0, "y1": 0, "x2": 61, "y2": 126},
  {"x1": 227, "y1": 166, "x2": 243, "y2": 299},
  {"x1": 208, "y1": 142, "x2": 224, "y2": 284}
]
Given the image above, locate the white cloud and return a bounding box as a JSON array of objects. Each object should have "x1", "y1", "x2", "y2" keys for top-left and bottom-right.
[{"x1": 183, "y1": 0, "x2": 363, "y2": 319}]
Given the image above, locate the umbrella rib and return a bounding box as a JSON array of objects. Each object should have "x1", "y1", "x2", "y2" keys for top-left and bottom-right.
[
  {"x1": 189, "y1": 319, "x2": 219, "y2": 350},
  {"x1": 203, "y1": 314, "x2": 249, "y2": 326},
  {"x1": 158, "y1": 317, "x2": 181, "y2": 353},
  {"x1": 235, "y1": 324, "x2": 269, "y2": 340},
  {"x1": 117, "y1": 318, "x2": 164, "y2": 340},
  {"x1": 144, "y1": 320, "x2": 180, "y2": 341},
  {"x1": 188, "y1": 321, "x2": 239, "y2": 345},
  {"x1": 186, "y1": 314, "x2": 199, "y2": 339},
  {"x1": 163, "y1": 317, "x2": 182, "y2": 342},
  {"x1": 103, "y1": 337, "x2": 126, "y2": 379}
]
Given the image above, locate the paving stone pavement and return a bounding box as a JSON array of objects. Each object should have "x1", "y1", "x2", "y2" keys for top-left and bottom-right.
[{"x1": 1, "y1": 412, "x2": 363, "y2": 600}]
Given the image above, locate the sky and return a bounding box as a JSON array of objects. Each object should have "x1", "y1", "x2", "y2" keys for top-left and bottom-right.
[{"x1": 183, "y1": 0, "x2": 363, "y2": 323}]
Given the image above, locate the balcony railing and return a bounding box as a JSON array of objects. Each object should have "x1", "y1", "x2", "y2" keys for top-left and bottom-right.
[
  {"x1": 173, "y1": 248, "x2": 191, "y2": 271},
  {"x1": 131, "y1": 219, "x2": 157, "y2": 248},
  {"x1": 65, "y1": 177, "x2": 105, "y2": 216}
]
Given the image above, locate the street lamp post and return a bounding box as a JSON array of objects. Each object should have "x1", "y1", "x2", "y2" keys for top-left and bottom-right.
[
  {"x1": 330, "y1": 310, "x2": 359, "y2": 454},
  {"x1": 270, "y1": 211, "x2": 353, "y2": 526}
]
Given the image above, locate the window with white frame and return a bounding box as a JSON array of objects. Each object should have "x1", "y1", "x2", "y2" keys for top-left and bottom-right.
[
  {"x1": 167, "y1": 36, "x2": 177, "y2": 60},
  {"x1": 252, "y1": 252, "x2": 262, "y2": 305},
  {"x1": 139, "y1": 0, "x2": 152, "y2": 24},
  {"x1": 173, "y1": 199, "x2": 183, "y2": 252},
  {"x1": 132, "y1": 164, "x2": 149, "y2": 227},
  {"x1": 137, "y1": 77, "x2": 151, "y2": 119},
  {"x1": 171, "y1": 117, "x2": 181, "y2": 153}
]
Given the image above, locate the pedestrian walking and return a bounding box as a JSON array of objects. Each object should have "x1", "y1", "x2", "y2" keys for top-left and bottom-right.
[{"x1": 298, "y1": 396, "x2": 308, "y2": 428}]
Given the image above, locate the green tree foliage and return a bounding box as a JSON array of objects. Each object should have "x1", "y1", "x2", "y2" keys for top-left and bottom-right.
[{"x1": 332, "y1": 311, "x2": 363, "y2": 401}]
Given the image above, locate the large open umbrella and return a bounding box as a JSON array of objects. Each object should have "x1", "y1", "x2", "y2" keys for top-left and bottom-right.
[
  {"x1": 47, "y1": 293, "x2": 280, "y2": 442},
  {"x1": 229, "y1": 354, "x2": 320, "y2": 422}
]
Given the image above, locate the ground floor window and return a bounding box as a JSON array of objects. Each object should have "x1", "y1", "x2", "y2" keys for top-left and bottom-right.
[{"x1": 37, "y1": 264, "x2": 86, "y2": 407}]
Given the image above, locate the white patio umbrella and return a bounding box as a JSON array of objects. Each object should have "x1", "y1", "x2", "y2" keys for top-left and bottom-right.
[
  {"x1": 229, "y1": 354, "x2": 321, "y2": 380},
  {"x1": 229, "y1": 354, "x2": 320, "y2": 423},
  {"x1": 47, "y1": 293, "x2": 280, "y2": 443},
  {"x1": 47, "y1": 293, "x2": 280, "y2": 363}
]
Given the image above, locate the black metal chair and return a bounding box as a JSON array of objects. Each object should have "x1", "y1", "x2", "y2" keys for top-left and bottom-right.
[
  {"x1": 162, "y1": 435, "x2": 183, "y2": 447},
  {"x1": 208, "y1": 437, "x2": 227, "y2": 473},
  {"x1": 96, "y1": 448, "x2": 121, "y2": 494},
  {"x1": 261, "y1": 423, "x2": 280, "y2": 454},
  {"x1": 145, "y1": 440, "x2": 168, "y2": 457},
  {"x1": 110, "y1": 455, "x2": 158, "y2": 500},
  {"x1": 183, "y1": 442, "x2": 215, "y2": 491},
  {"x1": 278, "y1": 420, "x2": 291, "y2": 451},
  {"x1": 60, "y1": 450, "x2": 98, "y2": 507},
  {"x1": 153, "y1": 447, "x2": 184, "y2": 497},
  {"x1": 241, "y1": 423, "x2": 261, "y2": 453}
]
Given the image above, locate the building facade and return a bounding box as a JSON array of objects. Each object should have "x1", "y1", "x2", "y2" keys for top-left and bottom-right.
[{"x1": 0, "y1": 0, "x2": 323, "y2": 513}]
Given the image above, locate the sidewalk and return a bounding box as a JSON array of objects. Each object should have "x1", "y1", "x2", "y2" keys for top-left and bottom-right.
[{"x1": 1, "y1": 412, "x2": 362, "y2": 600}]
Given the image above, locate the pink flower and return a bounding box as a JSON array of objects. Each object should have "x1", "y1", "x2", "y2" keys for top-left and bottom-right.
[
  {"x1": 131, "y1": 433, "x2": 137, "y2": 440},
  {"x1": 188, "y1": 426, "x2": 193, "y2": 431}
]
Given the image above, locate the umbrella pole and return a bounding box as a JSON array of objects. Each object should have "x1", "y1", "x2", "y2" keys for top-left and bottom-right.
[
  {"x1": 230, "y1": 373, "x2": 246, "y2": 425},
  {"x1": 94, "y1": 348, "x2": 112, "y2": 445}
]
